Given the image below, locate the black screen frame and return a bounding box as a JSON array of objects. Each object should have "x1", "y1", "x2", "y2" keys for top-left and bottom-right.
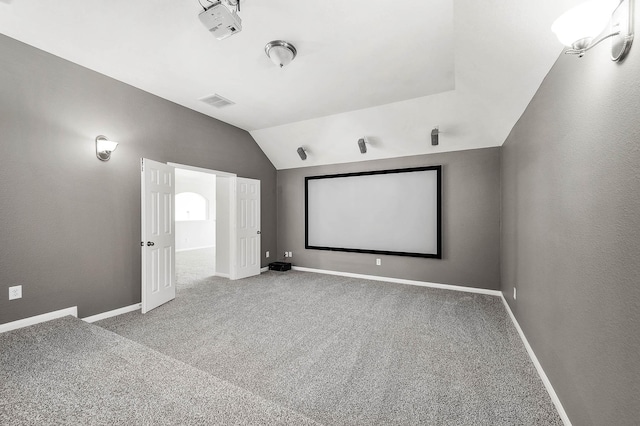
[{"x1": 304, "y1": 165, "x2": 442, "y2": 259}]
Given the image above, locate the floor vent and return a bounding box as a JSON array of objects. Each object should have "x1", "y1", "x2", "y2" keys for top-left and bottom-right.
[{"x1": 199, "y1": 93, "x2": 235, "y2": 108}]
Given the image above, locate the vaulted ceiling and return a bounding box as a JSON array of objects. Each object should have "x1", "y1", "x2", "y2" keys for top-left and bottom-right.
[{"x1": 0, "y1": 0, "x2": 582, "y2": 169}]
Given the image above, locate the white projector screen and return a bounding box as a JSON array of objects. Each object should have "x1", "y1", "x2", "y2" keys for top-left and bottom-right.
[{"x1": 305, "y1": 166, "x2": 441, "y2": 258}]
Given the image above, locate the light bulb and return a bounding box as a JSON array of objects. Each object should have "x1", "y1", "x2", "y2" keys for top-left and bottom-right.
[
  {"x1": 97, "y1": 139, "x2": 119, "y2": 153},
  {"x1": 551, "y1": 0, "x2": 619, "y2": 48},
  {"x1": 269, "y1": 46, "x2": 294, "y2": 67}
]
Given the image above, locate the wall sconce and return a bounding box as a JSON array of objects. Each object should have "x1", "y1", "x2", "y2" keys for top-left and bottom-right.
[
  {"x1": 265, "y1": 40, "x2": 297, "y2": 68},
  {"x1": 551, "y1": 0, "x2": 634, "y2": 61},
  {"x1": 297, "y1": 147, "x2": 307, "y2": 160},
  {"x1": 95, "y1": 135, "x2": 119, "y2": 161},
  {"x1": 431, "y1": 127, "x2": 440, "y2": 146},
  {"x1": 357, "y1": 138, "x2": 367, "y2": 154}
]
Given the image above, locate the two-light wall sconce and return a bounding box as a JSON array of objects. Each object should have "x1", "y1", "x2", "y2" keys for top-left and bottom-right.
[
  {"x1": 552, "y1": 0, "x2": 634, "y2": 61},
  {"x1": 95, "y1": 135, "x2": 119, "y2": 161}
]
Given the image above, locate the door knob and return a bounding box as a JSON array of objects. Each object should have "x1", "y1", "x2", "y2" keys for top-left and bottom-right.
[{"x1": 147, "y1": 241, "x2": 155, "y2": 246}]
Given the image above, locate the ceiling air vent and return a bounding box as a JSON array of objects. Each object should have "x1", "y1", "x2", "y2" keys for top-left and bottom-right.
[{"x1": 199, "y1": 94, "x2": 235, "y2": 108}]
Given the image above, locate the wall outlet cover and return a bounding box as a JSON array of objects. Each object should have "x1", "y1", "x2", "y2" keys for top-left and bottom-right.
[
  {"x1": 376, "y1": 258, "x2": 381, "y2": 266},
  {"x1": 266, "y1": 251, "x2": 270, "y2": 258},
  {"x1": 9, "y1": 285, "x2": 22, "y2": 300}
]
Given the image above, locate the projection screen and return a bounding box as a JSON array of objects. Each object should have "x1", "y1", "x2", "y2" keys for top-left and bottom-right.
[{"x1": 305, "y1": 166, "x2": 441, "y2": 258}]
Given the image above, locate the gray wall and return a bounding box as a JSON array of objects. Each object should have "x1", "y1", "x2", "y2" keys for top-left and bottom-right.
[
  {"x1": 0, "y1": 34, "x2": 276, "y2": 324},
  {"x1": 278, "y1": 148, "x2": 501, "y2": 290},
  {"x1": 501, "y1": 28, "x2": 640, "y2": 426}
]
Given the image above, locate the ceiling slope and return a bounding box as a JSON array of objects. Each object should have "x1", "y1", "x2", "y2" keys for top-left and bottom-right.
[
  {"x1": 0, "y1": 0, "x2": 584, "y2": 169},
  {"x1": 251, "y1": 0, "x2": 585, "y2": 169}
]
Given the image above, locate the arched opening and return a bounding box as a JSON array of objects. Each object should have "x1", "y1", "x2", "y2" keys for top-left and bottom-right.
[{"x1": 176, "y1": 192, "x2": 208, "y2": 221}]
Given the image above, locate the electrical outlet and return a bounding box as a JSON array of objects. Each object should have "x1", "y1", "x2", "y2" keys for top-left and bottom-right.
[
  {"x1": 9, "y1": 285, "x2": 22, "y2": 300},
  {"x1": 266, "y1": 251, "x2": 270, "y2": 258},
  {"x1": 376, "y1": 258, "x2": 381, "y2": 266},
  {"x1": 513, "y1": 287, "x2": 517, "y2": 300},
  {"x1": 288, "y1": 251, "x2": 292, "y2": 257}
]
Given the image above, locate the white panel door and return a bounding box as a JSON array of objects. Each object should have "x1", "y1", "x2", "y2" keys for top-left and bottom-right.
[
  {"x1": 234, "y1": 178, "x2": 260, "y2": 280},
  {"x1": 141, "y1": 158, "x2": 175, "y2": 313}
]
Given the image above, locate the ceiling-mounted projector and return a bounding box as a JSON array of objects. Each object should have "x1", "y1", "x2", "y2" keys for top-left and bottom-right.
[{"x1": 198, "y1": 1, "x2": 242, "y2": 40}]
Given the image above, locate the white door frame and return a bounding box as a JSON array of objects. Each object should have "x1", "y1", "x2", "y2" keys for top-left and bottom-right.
[
  {"x1": 167, "y1": 162, "x2": 239, "y2": 279},
  {"x1": 168, "y1": 163, "x2": 236, "y2": 178}
]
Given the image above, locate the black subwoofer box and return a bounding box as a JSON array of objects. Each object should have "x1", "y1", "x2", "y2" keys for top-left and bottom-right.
[{"x1": 268, "y1": 262, "x2": 292, "y2": 271}]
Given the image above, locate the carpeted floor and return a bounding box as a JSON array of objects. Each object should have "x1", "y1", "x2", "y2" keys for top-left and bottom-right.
[
  {"x1": 0, "y1": 316, "x2": 318, "y2": 425},
  {"x1": 97, "y1": 267, "x2": 563, "y2": 425},
  {"x1": 0, "y1": 249, "x2": 563, "y2": 425},
  {"x1": 176, "y1": 247, "x2": 216, "y2": 289}
]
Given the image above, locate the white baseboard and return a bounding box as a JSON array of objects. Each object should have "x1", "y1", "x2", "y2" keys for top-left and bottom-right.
[
  {"x1": 291, "y1": 266, "x2": 567, "y2": 423},
  {"x1": 176, "y1": 245, "x2": 216, "y2": 253},
  {"x1": 260, "y1": 266, "x2": 269, "y2": 273},
  {"x1": 82, "y1": 303, "x2": 141, "y2": 323},
  {"x1": 215, "y1": 272, "x2": 230, "y2": 278},
  {"x1": 500, "y1": 295, "x2": 572, "y2": 426},
  {"x1": 0, "y1": 306, "x2": 78, "y2": 334},
  {"x1": 291, "y1": 266, "x2": 501, "y2": 296}
]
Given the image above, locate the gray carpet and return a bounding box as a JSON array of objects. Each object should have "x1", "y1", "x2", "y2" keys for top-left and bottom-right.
[
  {"x1": 0, "y1": 316, "x2": 318, "y2": 425},
  {"x1": 98, "y1": 271, "x2": 563, "y2": 425},
  {"x1": 176, "y1": 248, "x2": 216, "y2": 290}
]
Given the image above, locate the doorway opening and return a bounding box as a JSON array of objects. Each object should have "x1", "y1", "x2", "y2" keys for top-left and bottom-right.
[
  {"x1": 175, "y1": 169, "x2": 216, "y2": 289},
  {"x1": 171, "y1": 163, "x2": 236, "y2": 291},
  {"x1": 141, "y1": 159, "x2": 261, "y2": 313}
]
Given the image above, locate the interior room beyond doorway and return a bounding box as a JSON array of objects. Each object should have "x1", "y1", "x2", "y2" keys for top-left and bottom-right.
[{"x1": 175, "y1": 168, "x2": 217, "y2": 288}]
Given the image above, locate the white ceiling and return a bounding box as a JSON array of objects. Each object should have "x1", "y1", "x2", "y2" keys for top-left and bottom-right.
[{"x1": 0, "y1": 0, "x2": 582, "y2": 169}]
